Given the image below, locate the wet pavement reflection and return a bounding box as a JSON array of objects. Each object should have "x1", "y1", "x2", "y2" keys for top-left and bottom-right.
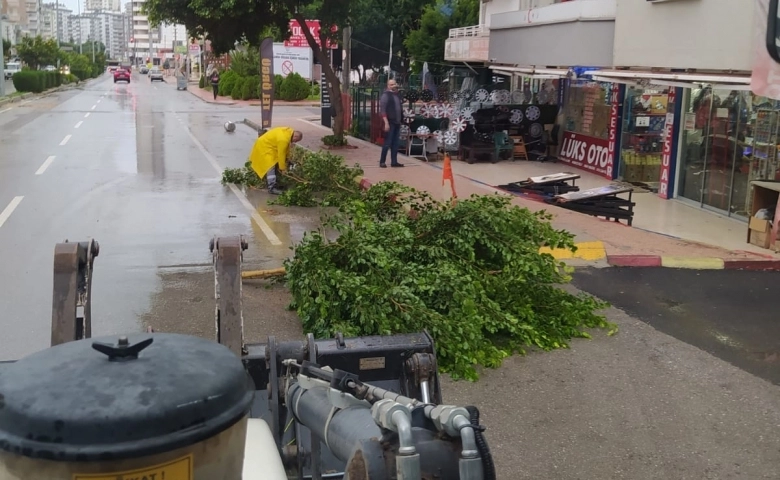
[{"x1": 0, "y1": 73, "x2": 321, "y2": 359}]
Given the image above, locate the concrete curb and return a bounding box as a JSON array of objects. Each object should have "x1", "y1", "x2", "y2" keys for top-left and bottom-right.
[{"x1": 607, "y1": 255, "x2": 780, "y2": 271}]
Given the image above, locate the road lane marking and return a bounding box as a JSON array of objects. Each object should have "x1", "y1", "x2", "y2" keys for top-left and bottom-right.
[
  {"x1": 60, "y1": 135, "x2": 72, "y2": 145},
  {"x1": 91, "y1": 105, "x2": 96, "y2": 110},
  {"x1": 97, "y1": 99, "x2": 101, "y2": 103},
  {"x1": 0, "y1": 108, "x2": 11, "y2": 114},
  {"x1": 175, "y1": 115, "x2": 282, "y2": 246},
  {"x1": 74, "y1": 121, "x2": 83, "y2": 128},
  {"x1": 0, "y1": 197, "x2": 23, "y2": 229},
  {"x1": 85, "y1": 112, "x2": 90, "y2": 118},
  {"x1": 35, "y1": 156, "x2": 56, "y2": 175}
]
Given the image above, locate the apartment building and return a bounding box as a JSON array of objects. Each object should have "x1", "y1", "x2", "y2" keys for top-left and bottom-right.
[
  {"x1": 1, "y1": 0, "x2": 27, "y2": 43},
  {"x1": 128, "y1": 0, "x2": 184, "y2": 65}
]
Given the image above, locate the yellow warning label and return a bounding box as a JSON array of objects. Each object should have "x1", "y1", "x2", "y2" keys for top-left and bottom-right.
[{"x1": 73, "y1": 454, "x2": 193, "y2": 480}]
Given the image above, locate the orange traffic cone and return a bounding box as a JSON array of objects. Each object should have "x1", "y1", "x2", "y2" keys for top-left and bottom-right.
[{"x1": 442, "y1": 153, "x2": 458, "y2": 205}]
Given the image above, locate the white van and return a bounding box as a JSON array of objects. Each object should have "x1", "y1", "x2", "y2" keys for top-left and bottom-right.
[{"x1": 4, "y1": 62, "x2": 21, "y2": 80}]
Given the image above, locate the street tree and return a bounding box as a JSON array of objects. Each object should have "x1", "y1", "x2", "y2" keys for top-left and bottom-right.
[
  {"x1": 404, "y1": 0, "x2": 479, "y2": 74},
  {"x1": 143, "y1": 0, "x2": 351, "y2": 139},
  {"x1": 3, "y1": 39, "x2": 11, "y2": 61},
  {"x1": 16, "y1": 36, "x2": 60, "y2": 70}
]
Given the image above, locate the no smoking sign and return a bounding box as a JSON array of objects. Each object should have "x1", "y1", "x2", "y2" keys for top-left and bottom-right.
[{"x1": 282, "y1": 61, "x2": 294, "y2": 75}]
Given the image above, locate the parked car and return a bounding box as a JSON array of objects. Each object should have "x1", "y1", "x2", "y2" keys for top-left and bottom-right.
[
  {"x1": 149, "y1": 67, "x2": 164, "y2": 82},
  {"x1": 4, "y1": 62, "x2": 21, "y2": 80},
  {"x1": 113, "y1": 69, "x2": 131, "y2": 83}
]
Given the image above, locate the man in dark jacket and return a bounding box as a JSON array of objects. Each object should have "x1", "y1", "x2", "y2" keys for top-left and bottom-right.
[{"x1": 379, "y1": 79, "x2": 404, "y2": 168}]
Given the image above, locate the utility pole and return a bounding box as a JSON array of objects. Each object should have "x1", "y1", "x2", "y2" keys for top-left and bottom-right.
[{"x1": 78, "y1": 0, "x2": 82, "y2": 55}]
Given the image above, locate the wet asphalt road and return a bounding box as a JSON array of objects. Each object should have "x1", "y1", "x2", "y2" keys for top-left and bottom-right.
[
  {"x1": 572, "y1": 268, "x2": 780, "y2": 385},
  {"x1": 0, "y1": 72, "x2": 320, "y2": 360}
]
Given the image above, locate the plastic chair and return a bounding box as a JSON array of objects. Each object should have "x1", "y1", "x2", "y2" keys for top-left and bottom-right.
[{"x1": 493, "y1": 131, "x2": 514, "y2": 163}]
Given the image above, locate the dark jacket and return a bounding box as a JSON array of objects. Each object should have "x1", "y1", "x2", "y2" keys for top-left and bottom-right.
[
  {"x1": 380, "y1": 90, "x2": 402, "y2": 125},
  {"x1": 210, "y1": 72, "x2": 220, "y2": 85}
]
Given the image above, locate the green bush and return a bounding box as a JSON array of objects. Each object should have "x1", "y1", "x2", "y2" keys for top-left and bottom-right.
[
  {"x1": 274, "y1": 74, "x2": 284, "y2": 98},
  {"x1": 230, "y1": 78, "x2": 244, "y2": 99},
  {"x1": 240, "y1": 77, "x2": 253, "y2": 100},
  {"x1": 219, "y1": 70, "x2": 238, "y2": 98},
  {"x1": 279, "y1": 72, "x2": 310, "y2": 101},
  {"x1": 310, "y1": 82, "x2": 320, "y2": 97},
  {"x1": 199, "y1": 75, "x2": 206, "y2": 88},
  {"x1": 12, "y1": 71, "x2": 45, "y2": 93}
]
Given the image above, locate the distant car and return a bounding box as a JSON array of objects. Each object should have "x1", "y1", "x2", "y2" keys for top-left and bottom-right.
[
  {"x1": 4, "y1": 62, "x2": 21, "y2": 80},
  {"x1": 139, "y1": 66, "x2": 149, "y2": 74},
  {"x1": 149, "y1": 67, "x2": 163, "y2": 82},
  {"x1": 108, "y1": 66, "x2": 118, "y2": 73},
  {"x1": 113, "y1": 69, "x2": 130, "y2": 83},
  {"x1": 44, "y1": 65, "x2": 56, "y2": 71}
]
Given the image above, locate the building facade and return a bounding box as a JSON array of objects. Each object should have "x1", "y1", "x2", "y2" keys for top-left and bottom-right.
[{"x1": 446, "y1": 0, "x2": 763, "y2": 221}]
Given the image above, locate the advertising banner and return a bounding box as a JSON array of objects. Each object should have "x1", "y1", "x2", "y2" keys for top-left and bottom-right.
[
  {"x1": 751, "y1": 0, "x2": 780, "y2": 100},
  {"x1": 259, "y1": 37, "x2": 275, "y2": 129},
  {"x1": 559, "y1": 131, "x2": 614, "y2": 179},
  {"x1": 658, "y1": 87, "x2": 678, "y2": 199},
  {"x1": 272, "y1": 43, "x2": 313, "y2": 80},
  {"x1": 284, "y1": 19, "x2": 338, "y2": 49}
]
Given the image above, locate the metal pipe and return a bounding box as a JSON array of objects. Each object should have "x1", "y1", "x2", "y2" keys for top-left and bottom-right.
[
  {"x1": 453, "y1": 415, "x2": 482, "y2": 480},
  {"x1": 288, "y1": 383, "x2": 382, "y2": 463},
  {"x1": 419, "y1": 380, "x2": 430, "y2": 404},
  {"x1": 357, "y1": 382, "x2": 419, "y2": 408}
]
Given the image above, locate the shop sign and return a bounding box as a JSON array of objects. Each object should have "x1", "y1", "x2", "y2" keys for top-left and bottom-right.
[
  {"x1": 658, "y1": 88, "x2": 677, "y2": 199},
  {"x1": 606, "y1": 83, "x2": 620, "y2": 179},
  {"x1": 559, "y1": 131, "x2": 613, "y2": 179}
]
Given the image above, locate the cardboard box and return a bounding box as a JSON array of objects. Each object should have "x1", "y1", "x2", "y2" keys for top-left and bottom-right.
[{"x1": 748, "y1": 216, "x2": 772, "y2": 249}]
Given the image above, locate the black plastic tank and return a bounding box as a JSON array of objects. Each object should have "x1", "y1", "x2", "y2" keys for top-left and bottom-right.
[{"x1": 0, "y1": 333, "x2": 255, "y2": 480}]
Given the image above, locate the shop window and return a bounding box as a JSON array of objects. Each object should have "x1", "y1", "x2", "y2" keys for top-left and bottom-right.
[
  {"x1": 677, "y1": 89, "x2": 779, "y2": 219},
  {"x1": 558, "y1": 80, "x2": 617, "y2": 178},
  {"x1": 618, "y1": 86, "x2": 672, "y2": 185}
]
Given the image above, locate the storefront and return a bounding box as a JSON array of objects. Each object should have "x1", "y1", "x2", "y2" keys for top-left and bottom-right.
[
  {"x1": 617, "y1": 85, "x2": 680, "y2": 198},
  {"x1": 675, "y1": 88, "x2": 780, "y2": 219},
  {"x1": 558, "y1": 79, "x2": 623, "y2": 179}
]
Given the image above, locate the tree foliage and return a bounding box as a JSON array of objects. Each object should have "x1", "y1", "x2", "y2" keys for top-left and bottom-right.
[
  {"x1": 283, "y1": 178, "x2": 614, "y2": 380},
  {"x1": 2, "y1": 39, "x2": 11, "y2": 61},
  {"x1": 16, "y1": 36, "x2": 60, "y2": 70},
  {"x1": 404, "y1": 0, "x2": 479, "y2": 74}
]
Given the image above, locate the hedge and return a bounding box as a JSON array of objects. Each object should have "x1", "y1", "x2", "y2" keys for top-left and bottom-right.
[
  {"x1": 279, "y1": 73, "x2": 310, "y2": 101},
  {"x1": 11, "y1": 70, "x2": 61, "y2": 93}
]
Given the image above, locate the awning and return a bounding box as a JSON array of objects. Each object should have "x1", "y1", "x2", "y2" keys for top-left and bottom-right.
[
  {"x1": 489, "y1": 65, "x2": 568, "y2": 79},
  {"x1": 584, "y1": 69, "x2": 751, "y2": 89}
]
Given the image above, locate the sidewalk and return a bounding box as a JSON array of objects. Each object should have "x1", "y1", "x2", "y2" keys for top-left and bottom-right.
[
  {"x1": 243, "y1": 116, "x2": 780, "y2": 270},
  {"x1": 183, "y1": 83, "x2": 320, "y2": 107}
]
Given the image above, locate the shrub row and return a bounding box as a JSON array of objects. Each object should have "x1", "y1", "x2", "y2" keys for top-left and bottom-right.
[
  {"x1": 12, "y1": 69, "x2": 93, "y2": 94},
  {"x1": 205, "y1": 70, "x2": 318, "y2": 102}
]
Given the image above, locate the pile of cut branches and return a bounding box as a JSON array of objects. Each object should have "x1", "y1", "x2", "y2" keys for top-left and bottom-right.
[{"x1": 283, "y1": 179, "x2": 614, "y2": 380}]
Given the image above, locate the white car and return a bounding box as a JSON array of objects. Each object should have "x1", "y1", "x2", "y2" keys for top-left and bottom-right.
[
  {"x1": 149, "y1": 67, "x2": 164, "y2": 82},
  {"x1": 4, "y1": 62, "x2": 21, "y2": 80}
]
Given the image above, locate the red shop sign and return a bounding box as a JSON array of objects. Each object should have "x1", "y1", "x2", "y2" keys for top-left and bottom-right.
[
  {"x1": 559, "y1": 131, "x2": 614, "y2": 179},
  {"x1": 607, "y1": 83, "x2": 620, "y2": 179},
  {"x1": 658, "y1": 88, "x2": 677, "y2": 199},
  {"x1": 284, "y1": 20, "x2": 338, "y2": 49}
]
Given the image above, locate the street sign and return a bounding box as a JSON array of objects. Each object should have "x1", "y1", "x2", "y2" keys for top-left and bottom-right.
[{"x1": 188, "y1": 44, "x2": 200, "y2": 55}]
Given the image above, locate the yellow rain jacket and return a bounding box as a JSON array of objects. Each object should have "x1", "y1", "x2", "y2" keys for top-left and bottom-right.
[{"x1": 248, "y1": 127, "x2": 295, "y2": 178}]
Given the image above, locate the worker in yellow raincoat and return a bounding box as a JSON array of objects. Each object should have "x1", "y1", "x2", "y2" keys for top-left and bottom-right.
[{"x1": 248, "y1": 127, "x2": 303, "y2": 195}]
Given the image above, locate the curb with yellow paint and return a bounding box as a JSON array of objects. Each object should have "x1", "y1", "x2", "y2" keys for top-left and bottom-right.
[
  {"x1": 659, "y1": 256, "x2": 725, "y2": 270},
  {"x1": 539, "y1": 241, "x2": 607, "y2": 261}
]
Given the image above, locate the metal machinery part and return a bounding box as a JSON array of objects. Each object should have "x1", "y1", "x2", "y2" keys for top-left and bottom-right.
[{"x1": 0, "y1": 236, "x2": 496, "y2": 480}]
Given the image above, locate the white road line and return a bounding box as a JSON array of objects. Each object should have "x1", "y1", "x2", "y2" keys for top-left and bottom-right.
[
  {"x1": 177, "y1": 119, "x2": 282, "y2": 246},
  {"x1": 74, "y1": 121, "x2": 83, "y2": 129},
  {"x1": 97, "y1": 99, "x2": 101, "y2": 103},
  {"x1": 35, "y1": 156, "x2": 56, "y2": 175},
  {"x1": 0, "y1": 108, "x2": 11, "y2": 114},
  {"x1": 84, "y1": 112, "x2": 90, "y2": 118},
  {"x1": 60, "y1": 135, "x2": 72, "y2": 146},
  {"x1": 0, "y1": 197, "x2": 24, "y2": 229},
  {"x1": 91, "y1": 105, "x2": 96, "y2": 110}
]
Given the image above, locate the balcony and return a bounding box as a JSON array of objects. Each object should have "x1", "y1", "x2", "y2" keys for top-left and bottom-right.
[
  {"x1": 488, "y1": 0, "x2": 616, "y2": 67},
  {"x1": 444, "y1": 24, "x2": 489, "y2": 63}
]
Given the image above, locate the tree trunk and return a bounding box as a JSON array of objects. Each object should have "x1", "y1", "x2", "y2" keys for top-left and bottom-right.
[{"x1": 294, "y1": 13, "x2": 344, "y2": 139}]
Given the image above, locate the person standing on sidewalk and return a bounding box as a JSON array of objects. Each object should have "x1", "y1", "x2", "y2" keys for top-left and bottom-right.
[
  {"x1": 248, "y1": 127, "x2": 303, "y2": 195},
  {"x1": 379, "y1": 79, "x2": 404, "y2": 168},
  {"x1": 209, "y1": 69, "x2": 221, "y2": 101}
]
